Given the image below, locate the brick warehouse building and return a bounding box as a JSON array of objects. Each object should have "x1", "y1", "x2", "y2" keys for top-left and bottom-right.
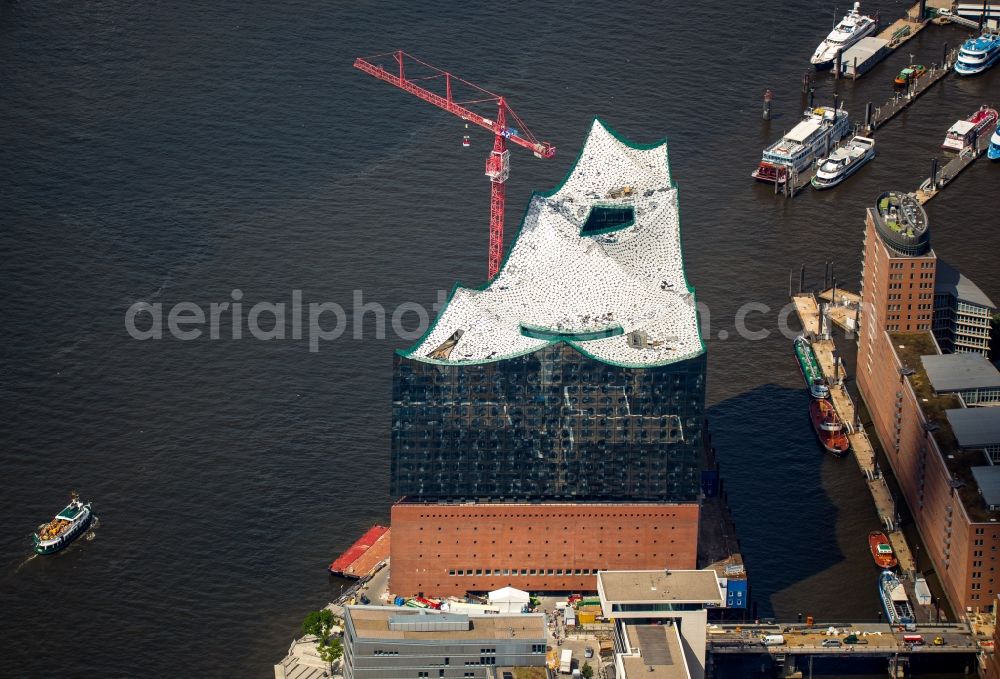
[
  {"x1": 857, "y1": 192, "x2": 1000, "y2": 614},
  {"x1": 389, "y1": 119, "x2": 707, "y2": 597}
]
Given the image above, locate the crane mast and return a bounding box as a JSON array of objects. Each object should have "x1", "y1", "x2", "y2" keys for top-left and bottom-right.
[{"x1": 353, "y1": 50, "x2": 555, "y2": 279}]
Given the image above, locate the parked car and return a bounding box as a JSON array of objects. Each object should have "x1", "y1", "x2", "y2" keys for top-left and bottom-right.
[
  {"x1": 843, "y1": 634, "x2": 869, "y2": 645},
  {"x1": 584, "y1": 646, "x2": 594, "y2": 659},
  {"x1": 822, "y1": 639, "x2": 842, "y2": 647},
  {"x1": 933, "y1": 636, "x2": 946, "y2": 646}
]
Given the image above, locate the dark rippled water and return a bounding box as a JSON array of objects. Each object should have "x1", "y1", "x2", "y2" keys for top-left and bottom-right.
[{"x1": 2, "y1": 1, "x2": 997, "y2": 676}]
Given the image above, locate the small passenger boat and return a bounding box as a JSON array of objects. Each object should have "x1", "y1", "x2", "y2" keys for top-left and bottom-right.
[
  {"x1": 879, "y1": 570, "x2": 915, "y2": 625},
  {"x1": 942, "y1": 105, "x2": 998, "y2": 151},
  {"x1": 811, "y1": 136, "x2": 876, "y2": 190},
  {"x1": 869, "y1": 531, "x2": 899, "y2": 569},
  {"x1": 32, "y1": 492, "x2": 93, "y2": 555},
  {"x1": 893, "y1": 64, "x2": 926, "y2": 86}
]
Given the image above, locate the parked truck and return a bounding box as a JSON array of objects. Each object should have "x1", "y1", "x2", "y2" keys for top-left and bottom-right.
[{"x1": 559, "y1": 649, "x2": 573, "y2": 674}]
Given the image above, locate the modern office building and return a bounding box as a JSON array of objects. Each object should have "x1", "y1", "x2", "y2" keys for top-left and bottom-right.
[
  {"x1": 390, "y1": 119, "x2": 706, "y2": 596},
  {"x1": 341, "y1": 606, "x2": 546, "y2": 679},
  {"x1": 858, "y1": 192, "x2": 1000, "y2": 613},
  {"x1": 933, "y1": 259, "x2": 996, "y2": 357},
  {"x1": 597, "y1": 569, "x2": 724, "y2": 679}
]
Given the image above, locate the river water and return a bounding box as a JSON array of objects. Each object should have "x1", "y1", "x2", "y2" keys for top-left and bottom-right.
[{"x1": 1, "y1": 1, "x2": 997, "y2": 676}]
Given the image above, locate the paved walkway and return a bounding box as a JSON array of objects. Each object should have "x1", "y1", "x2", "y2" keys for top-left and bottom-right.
[{"x1": 792, "y1": 295, "x2": 917, "y2": 576}]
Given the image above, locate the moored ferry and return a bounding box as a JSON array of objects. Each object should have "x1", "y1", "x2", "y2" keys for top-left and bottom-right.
[
  {"x1": 988, "y1": 127, "x2": 1000, "y2": 160},
  {"x1": 954, "y1": 32, "x2": 1000, "y2": 75},
  {"x1": 753, "y1": 106, "x2": 851, "y2": 184},
  {"x1": 811, "y1": 136, "x2": 876, "y2": 189},
  {"x1": 811, "y1": 2, "x2": 879, "y2": 69},
  {"x1": 869, "y1": 531, "x2": 899, "y2": 569},
  {"x1": 33, "y1": 492, "x2": 92, "y2": 555},
  {"x1": 942, "y1": 105, "x2": 999, "y2": 151},
  {"x1": 879, "y1": 570, "x2": 915, "y2": 625}
]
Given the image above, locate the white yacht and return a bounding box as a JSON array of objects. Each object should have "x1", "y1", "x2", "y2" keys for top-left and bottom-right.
[
  {"x1": 811, "y1": 136, "x2": 876, "y2": 189},
  {"x1": 811, "y1": 2, "x2": 879, "y2": 69}
]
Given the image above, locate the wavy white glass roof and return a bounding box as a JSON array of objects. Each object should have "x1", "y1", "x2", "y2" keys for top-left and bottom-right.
[{"x1": 401, "y1": 118, "x2": 703, "y2": 368}]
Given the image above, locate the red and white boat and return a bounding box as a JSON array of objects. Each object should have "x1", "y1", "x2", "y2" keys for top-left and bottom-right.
[
  {"x1": 942, "y1": 105, "x2": 998, "y2": 151},
  {"x1": 809, "y1": 398, "x2": 850, "y2": 456},
  {"x1": 869, "y1": 531, "x2": 899, "y2": 569}
]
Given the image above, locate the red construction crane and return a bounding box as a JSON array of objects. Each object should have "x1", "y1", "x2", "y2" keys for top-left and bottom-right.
[{"x1": 353, "y1": 50, "x2": 556, "y2": 279}]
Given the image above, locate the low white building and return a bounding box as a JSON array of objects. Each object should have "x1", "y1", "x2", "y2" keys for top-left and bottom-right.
[
  {"x1": 487, "y1": 586, "x2": 530, "y2": 614},
  {"x1": 597, "y1": 570, "x2": 723, "y2": 679}
]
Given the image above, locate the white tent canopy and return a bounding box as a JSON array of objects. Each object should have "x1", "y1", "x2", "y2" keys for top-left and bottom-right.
[{"x1": 488, "y1": 586, "x2": 531, "y2": 613}]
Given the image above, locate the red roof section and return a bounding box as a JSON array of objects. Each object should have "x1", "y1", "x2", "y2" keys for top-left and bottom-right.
[{"x1": 329, "y1": 525, "x2": 390, "y2": 576}]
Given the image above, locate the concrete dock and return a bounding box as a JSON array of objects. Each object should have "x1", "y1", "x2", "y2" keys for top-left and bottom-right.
[
  {"x1": 915, "y1": 132, "x2": 994, "y2": 204},
  {"x1": 868, "y1": 58, "x2": 954, "y2": 132},
  {"x1": 792, "y1": 294, "x2": 917, "y2": 577}
]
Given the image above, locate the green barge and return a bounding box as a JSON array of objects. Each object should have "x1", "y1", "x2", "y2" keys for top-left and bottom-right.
[{"x1": 794, "y1": 335, "x2": 830, "y2": 399}]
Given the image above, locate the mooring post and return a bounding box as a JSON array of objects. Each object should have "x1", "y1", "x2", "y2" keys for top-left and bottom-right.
[
  {"x1": 763, "y1": 88, "x2": 773, "y2": 120},
  {"x1": 808, "y1": 86, "x2": 815, "y2": 108},
  {"x1": 930, "y1": 157, "x2": 939, "y2": 188},
  {"x1": 865, "y1": 102, "x2": 874, "y2": 134}
]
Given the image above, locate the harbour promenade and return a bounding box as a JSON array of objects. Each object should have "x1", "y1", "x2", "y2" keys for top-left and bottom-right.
[{"x1": 792, "y1": 294, "x2": 917, "y2": 577}]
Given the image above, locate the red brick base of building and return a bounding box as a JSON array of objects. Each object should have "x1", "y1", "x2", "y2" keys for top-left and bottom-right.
[{"x1": 389, "y1": 502, "x2": 700, "y2": 598}]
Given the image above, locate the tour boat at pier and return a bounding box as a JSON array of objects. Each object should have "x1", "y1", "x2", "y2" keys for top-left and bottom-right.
[
  {"x1": 811, "y1": 2, "x2": 879, "y2": 69},
  {"x1": 954, "y1": 33, "x2": 1000, "y2": 75},
  {"x1": 752, "y1": 106, "x2": 851, "y2": 184},
  {"x1": 988, "y1": 127, "x2": 1000, "y2": 160},
  {"x1": 869, "y1": 531, "x2": 899, "y2": 569},
  {"x1": 32, "y1": 492, "x2": 92, "y2": 555},
  {"x1": 811, "y1": 136, "x2": 876, "y2": 189},
  {"x1": 893, "y1": 64, "x2": 926, "y2": 86},
  {"x1": 879, "y1": 570, "x2": 915, "y2": 625},
  {"x1": 941, "y1": 105, "x2": 999, "y2": 151},
  {"x1": 793, "y1": 335, "x2": 830, "y2": 398},
  {"x1": 809, "y1": 397, "x2": 850, "y2": 456}
]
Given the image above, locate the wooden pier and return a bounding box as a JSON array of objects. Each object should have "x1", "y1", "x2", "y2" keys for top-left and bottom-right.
[
  {"x1": 915, "y1": 133, "x2": 994, "y2": 204},
  {"x1": 867, "y1": 56, "x2": 955, "y2": 132},
  {"x1": 792, "y1": 294, "x2": 917, "y2": 578}
]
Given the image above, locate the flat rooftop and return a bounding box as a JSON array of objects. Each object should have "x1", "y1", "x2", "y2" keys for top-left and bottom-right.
[
  {"x1": 891, "y1": 332, "x2": 998, "y2": 521},
  {"x1": 971, "y1": 466, "x2": 1000, "y2": 508},
  {"x1": 922, "y1": 353, "x2": 1000, "y2": 393},
  {"x1": 621, "y1": 623, "x2": 690, "y2": 679},
  {"x1": 842, "y1": 36, "x2": 889, "y2": 58},
  {"x1": 599, "y1": 570, "x2": 722, "y2": 604},
  {"x1": 947, "y1": 408, "x2": 1000, "y2": 448},
  {"x1": 345, "y1": 606, "x2": 545, "y2": 641}
]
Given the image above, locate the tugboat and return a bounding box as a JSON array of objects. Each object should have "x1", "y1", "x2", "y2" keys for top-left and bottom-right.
[
  {"x1": 811, "y1": 136, "x2": 876, "y2": 189},
  {"x1": 942, "y1": 105, "x2": 999, "y2": 151},
  {"x1": 954, "y1": 32, "x2": 1000, "y2": 75},
  {"x1": 33, "y1": 492, "x2": 93, "y2": 555},
  {"x1": 894, "y1": 64, "x2": 926, "y2": 86},
  {"x1": 752, "y1": 106, "x2": 851, "y2": 184},
  {"x1": 809, "y1": 398, "x2": 850, "y2": 456},
  {"x1": 811, "y1": 2, "x2": 879, "y2": 69},
  {"x1": 869, "y1": 531, "x2": 899, "y2": 569},
  {"x1": 879, "y1": 570, "x2": 915, "y2": 625},
  {"x1": 793, "y1": 335, "x2": 830, "y2": 398}
]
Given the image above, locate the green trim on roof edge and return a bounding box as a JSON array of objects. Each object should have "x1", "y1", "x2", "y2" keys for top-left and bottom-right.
[{"x1": 396, "y1": 117, "x2": 705, "y2": 367}]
